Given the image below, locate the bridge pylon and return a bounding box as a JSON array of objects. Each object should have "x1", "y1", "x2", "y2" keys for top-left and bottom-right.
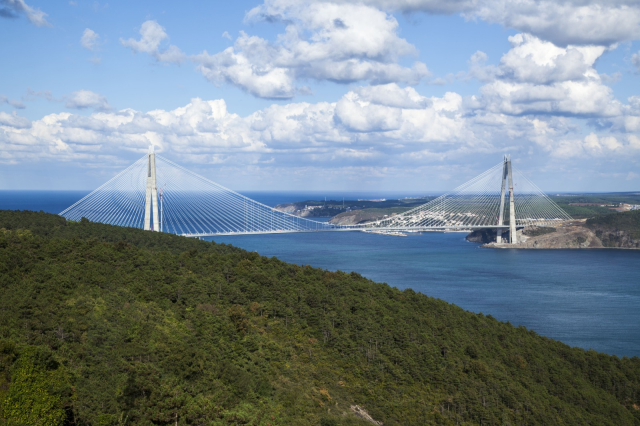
[
  {"x1": 143, "y1": 145, "x2": 159, "y2": 232},
  {"x1": 59, "y1": 153, "x2": 572, "y2": 237},
  {"x1": 496, "y1": 155, "x2": 517, "y2": 244}
]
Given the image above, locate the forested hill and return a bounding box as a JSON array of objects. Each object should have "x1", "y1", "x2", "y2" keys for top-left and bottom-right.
[
  {"x1": 587, "y1": 210, "x2": 640, "y2": 246},
  {"x1": 1, "y1": 211, "x2": 640, "y2": 425}
]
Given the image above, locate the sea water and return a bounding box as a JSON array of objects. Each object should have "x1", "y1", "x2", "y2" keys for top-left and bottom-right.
[{"x1": 2, "y1": 190, "x2": 639, "y2": 357}]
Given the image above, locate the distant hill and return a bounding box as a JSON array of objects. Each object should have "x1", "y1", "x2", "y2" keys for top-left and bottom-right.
[
  {"x1": 274, "y1": 197, "x2": 434, "y2": 220},
  {"x1": 552, "y1": 192, "x2": 640, "y2": 219},
  {"x1": 1, "y1": 210, "x2": 640, "y2": 425},
  {"x1": 587, "y1": 210, "x2": 640, "y2": 247}
]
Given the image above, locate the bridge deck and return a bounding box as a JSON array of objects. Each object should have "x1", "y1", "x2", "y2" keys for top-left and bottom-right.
[{"x1": 182, "y1": 225, "x2": 512, "y2": 237}]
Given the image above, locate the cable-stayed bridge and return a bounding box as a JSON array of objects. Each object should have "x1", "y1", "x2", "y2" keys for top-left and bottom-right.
[{"x1": 60, "y1": 148, "x2": 571, "y2": 244}]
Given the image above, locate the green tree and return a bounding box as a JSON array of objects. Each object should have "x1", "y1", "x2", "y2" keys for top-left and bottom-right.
[{"x1": 1, "y1": 349, "x2": 66, "y2": 426}]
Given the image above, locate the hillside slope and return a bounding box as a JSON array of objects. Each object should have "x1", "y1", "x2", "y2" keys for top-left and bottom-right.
[
  {"x1": 469, "y1": 211, "x2": 640, "y2": 249},
  {"x1": 1, "y1": 211, "x2": 640, "y2": 425},
  {"x1": 586, "y1": 210, "x2": 640, "y2": 248}
]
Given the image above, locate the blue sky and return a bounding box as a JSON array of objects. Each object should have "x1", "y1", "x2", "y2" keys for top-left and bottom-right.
[{"x1": 1, "y1": 0, "x2": 640, "y2": 192}]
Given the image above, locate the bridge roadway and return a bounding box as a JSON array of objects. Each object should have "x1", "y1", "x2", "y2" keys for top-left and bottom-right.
[
  {"x1": 181, "y1": 225, "x2": 511, "y2": 238},
  {"x1": 59, "y1": 152, "x2": 571, "y2": 243}
]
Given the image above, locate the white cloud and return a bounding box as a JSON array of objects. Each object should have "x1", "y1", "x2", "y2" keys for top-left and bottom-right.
[
  {"x1": 496, "y1": 34, "x2": 605, "y2": 84},
  {"x1": 538, "y1": 132, "x2": 639, "y2": 159},
  {"x1": 0, "y1": 0, "x2": 50, "y2": 27},
  {"x1": 469, "y1": 0, "x2": 640, "y2": 47},
  {"x1": 222, "y1": 31, "x2": 232, "y2": 40},
  {"x1": 632, "y1": 51, "x2": 640, "y2": 72},
  {"x1": 120, "y1": 20, "x2": 186, "y2": 64},
  {"x1": 64, "y1": 90, "x2": 111, "y2": 112},
  {"x1": 318, "y1": 0, "x2": 640, "y2": 46},
  {"x1": 467, "y1": 34, "x2": 623, "y2": 118},
  {"x1": 352, "y1": 84, "x2": 430, "y2": 109},
  {"x1": 193, "y1": 37, "x2": 297, "y2": 99},
  {"x1": 0, "y1": 111, "x2": 30, "y2": 128},
  {"x1": 334, "y1": 92, "x2": 403, "y2": 132},
  {"x1": 193, "y1": 3, "x2": 429, "y2": 98},
  {"x1": 0, "y1": 92, "x2": 470, "y2": 166},
  {"x1": 2, "y1": 91, "x2": 640, "y2": 191},
  {"x1": 81, "y1": 28, "x2": 100, "y2": 51}
]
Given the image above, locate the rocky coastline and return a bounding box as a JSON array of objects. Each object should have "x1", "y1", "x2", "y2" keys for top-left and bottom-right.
[{"x1": 467, "y1": 219, "x2": 640, "y2": 249}]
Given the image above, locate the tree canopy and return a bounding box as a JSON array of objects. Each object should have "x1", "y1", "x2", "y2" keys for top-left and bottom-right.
[{"x1": 1, "y1": 210, "x2": 639, "y2": 425}]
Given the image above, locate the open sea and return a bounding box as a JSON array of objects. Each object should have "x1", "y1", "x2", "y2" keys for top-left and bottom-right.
[{"x1": 2, "y1": 190, "x2": 639, "y2": 357}]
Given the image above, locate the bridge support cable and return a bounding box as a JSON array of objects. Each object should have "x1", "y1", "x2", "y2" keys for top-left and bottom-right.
[
  {"x1": 59, "y1": 152, "x2": 336, "y2": 235},
  {"x1": 59, "y1": 151, "x2": 571, "y2": 239},
  {"x1": 361, "y1": 158, "x2": 571, "y2": 234},
  {"x1": 365, "y1": 161, "x2": 507, "y2": 230},
  {"x1": 155, "y1": 156, "x2": 316, "y2": 235},
  {"x1": 153, "y1": 155, "x2": 334, "y2": 235},
  {"x1": 511, "y1": 168, "x2": 572, "y2": 227},
  {"x1": 59, "y1": 156, "x2": 148, "y2": 227}
]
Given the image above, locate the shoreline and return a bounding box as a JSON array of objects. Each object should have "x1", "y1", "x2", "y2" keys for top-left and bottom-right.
[{"x1": 467, "y1": 219, "x2": 640, "y2": 250}]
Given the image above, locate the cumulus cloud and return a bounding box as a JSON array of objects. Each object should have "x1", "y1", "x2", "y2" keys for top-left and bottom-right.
[
  {"x1": 0, "y1": 91, "x2": 471, "y2": 166},
  {"x1": 352, "y1": 84, "x2": 430, "y2": 109},
  {"x1": 468, "y1": 0, "x2": 640, "y2": 47},
  {"x1": 81, "y1": 28, "x2": 100, "y2": 51},
  {"x1": 467, "y1": 34, "x2": 623, "y2": 118},
  {"x1": 64, "y1": 90, "x2": 111, "y2": 112},
  {"x1": 474, "y1": 34, "x2": 606, "y2": 84},
  {"x1": 313, "y1": 0, "x2": 640, "y2": 47},
  {"x1": 2, "y1": 90, "x2": 639, "y2": 191},
  {"x1": 121, "y1": 20, "x2": 186, "y2": 64},
  {"x1": 608, "y1": 95, "x2": 640, "y2": 133},
  {"x1": 184, "y1": 1, "x2": 640, "y2": 100},
  {"x1": 193, "y1": 3, "x2": 429, "y2": 98},
  {"x1": 537, "y1": 132, "x2": 640, "y2": 159},
  {"x1": 0, "y1": 111, "x2": 30, "y2": 128},
  {"x1": 335, "y1": 92, "x2": 403, "y2": 132},
  {"x1": 0, "y1": 0, "x2": 50, "y2": 27}
]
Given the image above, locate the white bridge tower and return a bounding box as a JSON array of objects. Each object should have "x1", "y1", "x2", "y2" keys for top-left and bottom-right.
[
  {"x1": 143, "y1": 146, "x2": 160, "y2": 231},
  {"x1": 496, "y1": 155, "x2": 517, "y2": 244},
  {"x1": 60, "y1": 153, "x2": 571, "y2": 237}
]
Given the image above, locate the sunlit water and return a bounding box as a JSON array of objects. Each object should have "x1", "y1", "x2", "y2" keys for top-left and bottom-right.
[{"x1": 2, "y1": 190, "x2": 639, "y2": 357}]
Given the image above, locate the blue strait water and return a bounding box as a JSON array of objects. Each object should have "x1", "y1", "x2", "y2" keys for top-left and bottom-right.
[{"x1": 2, "y1": 190, "x2": 640, "y2": 357}]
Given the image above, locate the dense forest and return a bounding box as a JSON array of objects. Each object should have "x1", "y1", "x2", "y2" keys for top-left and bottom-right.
[
  {"x1": 1, "y1": 210, "x2": 640, "y2": 425},
  {"x1": 586, "y1": 210, "x2": 640, "y2": 246}
]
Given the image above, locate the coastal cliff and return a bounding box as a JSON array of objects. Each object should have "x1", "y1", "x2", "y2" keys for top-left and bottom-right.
[
  {"x1": 328, "y1": 209, "x2": 405, "y2": 225},
  {"x1": 468, "y1": 210, "x2": 640, "y2": 249}
]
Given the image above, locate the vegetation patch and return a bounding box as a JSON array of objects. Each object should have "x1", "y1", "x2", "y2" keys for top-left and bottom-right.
[
  {"x1": 523, "y1": 227, "x2": 557, "y2": 237},
  {"x1": 587, "y1": 210, "x2": 640, "y2": 240},
  {"x1": 1, "y1": 210, "x2": 640, "y2": 425}
]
